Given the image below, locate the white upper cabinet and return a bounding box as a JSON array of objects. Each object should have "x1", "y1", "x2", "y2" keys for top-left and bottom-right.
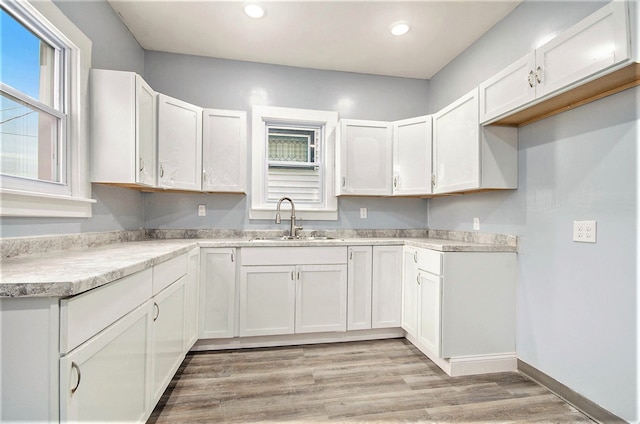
[
  {"x1": 157, "y1": 94, "x2": 203, "y2": 191},
  {"x1": 392, "y1": 116, "x2": 432, "y2": 195},
  {"x1": 536, "y1": 1, "x2": 629, "y2": 98},
  {"x1": 479, "y1": 54, "x2": 537, "y2": 124},
  {"x1": 480, "y1": 1, "x2": 630, "y2": 124},
  {"x1": 337, "y1": 119, "x2": 393, "y2": 195},
  {"x1": 433, "y1": 88, "x2": 518, "y2": 194},
  {"x1": 202, "y1": 109, "x2": 247, "y2": 193},
  {"x1": 433, "y1": 89, "x2": 480, "y2": 193},
  {"x1": 90, "y1": 69, "x2": 157, "y2": 187}
]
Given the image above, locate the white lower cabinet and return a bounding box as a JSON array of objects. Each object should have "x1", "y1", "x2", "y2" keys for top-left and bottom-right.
[
  {"x1": 239, "y1": 265, "x2": 296, "y2": 336},
  {"x1": 150, "y1": 276, "x2": 187, "y2": 406},
  {"x1": 199, "y1": 248, "x2": 237, "y2": 339},
  {"x1": 239, "y1": 247, "x2": 348, "y2": 337},
  {"x1": 296, "y1": 264, "x2": 347, "y2": 333},
  {"x1": 347, "y1": 246, "x2": 373, "y2": 330},
  {"x1": 371, "y1": 246, "x2": 403, "y2": 328},
  {"x1": 185, "y1": 247, "x2": 200, "y2": 349},
  {"x1": 417, "y1": 270, "x2": 442, "y2": 354},
  {"x1": 402, "y1": 246, "x2": 419, "y2": 338},
  {"x1": 402, "y1": 246, "x2": 516, "y2": 375},
  {"x1": 58, "y1": 251, "x2": 192, "y2": 423},
  {"x1": 60, "y1": 301, "x2": 153, "y2": 423}
]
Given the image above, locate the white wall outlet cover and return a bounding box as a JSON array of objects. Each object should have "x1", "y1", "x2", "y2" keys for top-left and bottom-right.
[
  {"x1": 198, "y1": 204, "x2": 206, "y2": 217},
  {"x1": 360, "y1": 208, "x2": 367, "y2": 218},
  {"x1": 473, "y1": 217, "x2": 480, "y2": 231},
  {"x1": 573, "y1": 220, "x2": 596, "y2": 243}
]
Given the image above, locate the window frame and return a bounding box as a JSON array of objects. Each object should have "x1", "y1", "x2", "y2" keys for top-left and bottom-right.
[
  {"x1": 250, "y1": 105, "x2": 338, "y2": 221},
  {"x1": 0, "y1": 0, "x2": 94, "y2": 217}
]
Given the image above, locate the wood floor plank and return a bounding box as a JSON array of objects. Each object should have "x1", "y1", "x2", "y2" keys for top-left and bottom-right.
[{"x1": 148, "y1": 338, "x2": 595, "y2": 423}]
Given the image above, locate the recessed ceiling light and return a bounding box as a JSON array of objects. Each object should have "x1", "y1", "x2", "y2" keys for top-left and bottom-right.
[
  {"x1": 244, "y1": 4, "x2": 265, "y2": 19},
  {"x1": 390, "y1": 21, "x2": 410, "y2": 36}
]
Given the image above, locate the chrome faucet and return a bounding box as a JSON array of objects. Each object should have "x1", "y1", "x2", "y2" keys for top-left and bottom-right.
[{"x1": 275, "y1": 197, "x2": 303, "y2": 238}]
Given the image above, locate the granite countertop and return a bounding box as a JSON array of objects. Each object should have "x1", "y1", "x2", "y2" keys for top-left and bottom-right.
[{"x1": 0, "y1": 233, "x2": 517, "y2": 298}]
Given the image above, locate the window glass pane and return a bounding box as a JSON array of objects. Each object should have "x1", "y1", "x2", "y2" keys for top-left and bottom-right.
[
  {"x1": 1, "y1": 8, "x2": 56, "y2": 107},
  {"x1": 0, "y1": 91, "x2": 60, "y2": 182}
]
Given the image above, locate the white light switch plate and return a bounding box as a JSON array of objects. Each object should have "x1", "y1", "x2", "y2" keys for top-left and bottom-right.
[{"x1": 573, "y1": 220, "x2": 596, "y2": 243}]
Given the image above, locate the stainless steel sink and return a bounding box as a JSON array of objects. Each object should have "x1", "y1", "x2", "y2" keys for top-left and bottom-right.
[{"x1": 249, "y1": 236, "x2": 338, "y2": 242}]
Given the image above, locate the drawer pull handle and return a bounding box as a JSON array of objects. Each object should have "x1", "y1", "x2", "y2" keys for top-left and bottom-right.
[
  {"x1": 71, "y1": 362, "x2": 81, "y2": 395},
  {"x1": 349, "y1": 250, "x2": 353, "y2": 260},
  {"x1": 535, "y1": 66, "x2": 542, "y2": 84},
  {"x1": 153, "y1": 302, "x2": 160, "y2": 321},
  {"x1": 413, "y1": 251, "x2": 418, "y2": 263},
  {"x1": 230, "y1": 251, "x2": 234, "y2": 262},
  {"x1": 527, "y1": 70, "x2": 534, "y2": 88},
  {"x1": 417, "y1": 273, "x2": 420, "y2": 284},
  {"x1": 160, "y1": 165, "x2": 165, "y2": 178},
  {"x1": 291, "y1": 271, "x2": 294, "y2": 280},
  {"x1": 139, "y1": 158, "x2": 145, "y2": 172}
]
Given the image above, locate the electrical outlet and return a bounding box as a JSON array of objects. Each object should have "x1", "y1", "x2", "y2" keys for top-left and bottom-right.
[
  {"x1": 360, "y1": 208, "x2": 367, "y2": 219},
  {"x1": 473, "y1": 217, "x2": 480, "y2": 231},
  {"x1": 573, "y1": 220, "x2": 596, "y2": 243},
  {"x1": 198, "y1": 204, "x2": 206, "y2": 217}
]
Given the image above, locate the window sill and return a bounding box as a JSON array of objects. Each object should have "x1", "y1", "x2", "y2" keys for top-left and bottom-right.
[
  {"x1": 0, "y1": 189, "x2": 96, "y2": 218},
  {"x1": 250, "y1": 208, "x2": 338, "y2": 221}
]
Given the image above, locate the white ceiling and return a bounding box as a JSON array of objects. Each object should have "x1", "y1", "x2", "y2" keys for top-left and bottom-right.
[{"x1": 108, "y1": 0, "x2": 521, "y2": 80}]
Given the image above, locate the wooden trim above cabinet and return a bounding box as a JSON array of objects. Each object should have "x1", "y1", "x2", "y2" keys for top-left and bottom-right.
[{"x1": 491, "y1": 62, "x2": 640, "y2": 127}]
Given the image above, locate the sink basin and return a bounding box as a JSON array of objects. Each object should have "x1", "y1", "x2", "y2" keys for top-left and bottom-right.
[{"x1": 249, "y1": 236, "x2": 337, "y2": 242}]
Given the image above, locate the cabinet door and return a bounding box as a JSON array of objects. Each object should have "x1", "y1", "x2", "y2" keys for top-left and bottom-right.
[
  {"x1": 535, "y1": 1, "x2": 629, "y2": 98},
  {"x1": 90, "y1": 70, "x2": 156, "y2": 187},
  {"x1": 135, "y1": 76, "x2": 157, "y2": 186},
  {"x1": 150, "y1": 276, "x2": 187, "y2": 406},
  {"x1": 432, "y1": 89, "x2": 480, "y2": 194},
  {"x1": 372, "y1": 246, "x2": 403, "y2": 328},
  {"x1": 296, "y1": 264, "x2": 347, "y2": 333},
  {"x1": 417, "y1": 271, "x2": 442, "y2": 357},
  {"x1": 202, "y1": 109, "x2": 247, "y2": 193},
  {"x1": 185, "y1": 247, "x2": 200, "y2": 350},
  {"x1": 392, "y1": 116, "x2": 432, "y2": 195},
  {"x1": 479, "y1": 53, "x2": 536, "y2": 124},
  {"x1": 60, "y1": 301, "x2": 153, "y2": 423},
  {"x1": 239, "y1": 266, "x2": 295, "y2": 336},
  {"x1": 157, "y1": 94, "x2": 203, "y2": 191},
  {"x1": 347, "y1": 246, "x2": 372, "y2": 330},
  {"x1": 199, "y1": 248, "x2": 237, "y2": 339},
  {"x1": 338, "y1": 119, "x2": 392, "y2": 195},
  {"x1": 401, "y1": 247, "x2": 419, "y2": 337}
]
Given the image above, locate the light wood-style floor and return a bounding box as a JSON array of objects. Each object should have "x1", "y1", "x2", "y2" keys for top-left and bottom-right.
[{"x1": 148, "y1": 338, "x2": 594, "y2": 423}]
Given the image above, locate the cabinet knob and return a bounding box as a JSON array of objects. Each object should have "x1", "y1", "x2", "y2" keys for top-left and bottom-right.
[{"x1": 70, "y1": 362, "x2": 81, "y2": 395}]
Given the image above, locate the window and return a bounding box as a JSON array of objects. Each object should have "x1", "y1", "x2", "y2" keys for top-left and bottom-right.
[
  {"x1": 251, "y1": 106, "x2": 338, "y2": 220},
  {"x1": 1, "y1": 7, "x2": 65, "y2": 187},
  {"x1": 0, "y1": 0, "x2": 94, "y2": 217}
]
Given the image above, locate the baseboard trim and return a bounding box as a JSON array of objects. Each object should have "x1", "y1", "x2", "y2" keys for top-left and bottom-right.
[
  {"x1": 517, "y1": 359, "x2": 627, "y2": 424},
  {"x1": 192, "y1": 328, "x2": 405, "y2": 351}
]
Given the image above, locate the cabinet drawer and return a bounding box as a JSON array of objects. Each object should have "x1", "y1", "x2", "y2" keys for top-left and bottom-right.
[
  {"x1": 153, "y1": 254, "x2": 187, "y2": 295},
  {"x1": 418, "y1": 249, "x2": 442, "y2": 275},
  {"x1": 60, "y1": 268, "x2": 152, "y2": 353},
  {"x1": 241, "y1": 247, "x2": 347, "y2": 266}
]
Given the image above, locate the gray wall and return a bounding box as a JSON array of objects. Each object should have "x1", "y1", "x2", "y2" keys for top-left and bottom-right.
[
  {"x1": 427, "y1": 1, "x2": 638, "y2": 421},
  {"x1": 142, "y1": 52, "x2": 430, "y2": 230},
  {"x1": 1, "y1": 0, "x2": 146, "y2": 238}
]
